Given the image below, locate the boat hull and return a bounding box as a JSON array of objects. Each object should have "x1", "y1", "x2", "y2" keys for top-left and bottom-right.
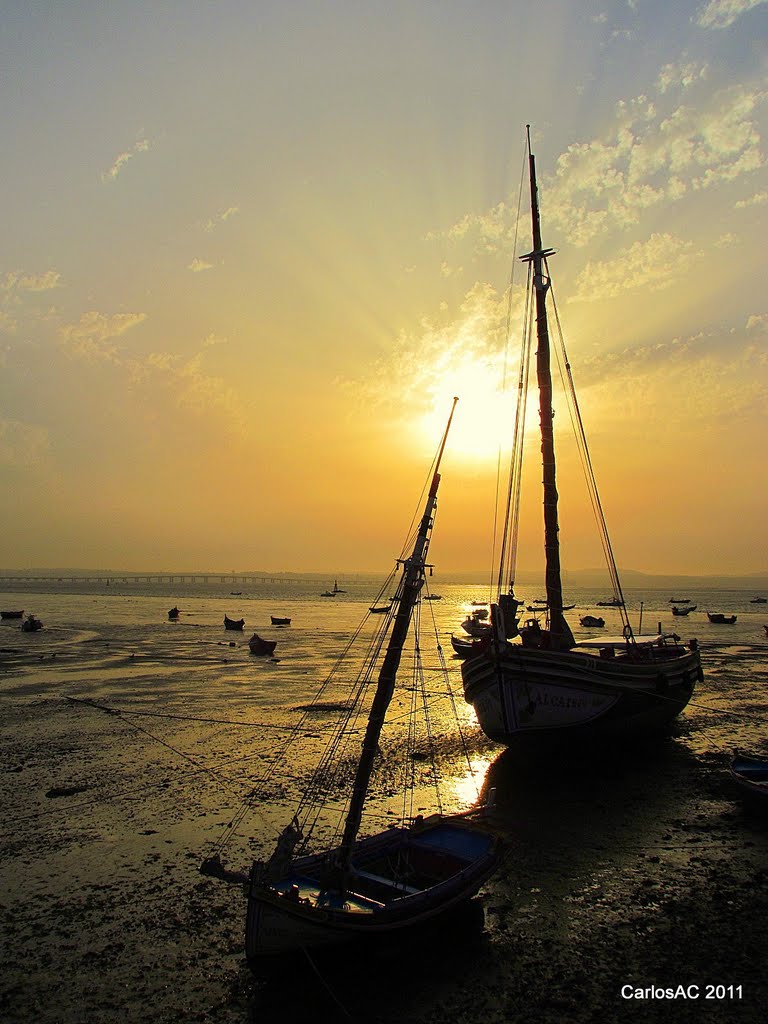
[
  {"x1": 246, "y1": 818, "x2": 499, "y2": 959},
  {"x1": 461, "y1": 640, "x2": 702, "y2": 746}
]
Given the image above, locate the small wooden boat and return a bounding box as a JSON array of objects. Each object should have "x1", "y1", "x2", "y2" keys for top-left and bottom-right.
[
  {"x1": 1, "y1": 610, "x2": 24, "y2": 619},
  {"x1": 730, "y1": 753, "x2": 768, "y2": 805},
  {"x1": 707, "y1": 612, "x2": 737, "y2": 624},
  {"x1": 450, "y1": 634, "x2": 486, "y2": 658},
  {"x1": 579, "y1": 614, "x2": 605, "y2": 628},
  {"x1": 672, "y1": 605, "x2": 696, "y2": 616},
  {"x1": 270, "y1": 616, "x2": 291, "y2": 626},
  {"x1": 669, "y1": 597, "x2": 690, "y2": 603},
  {"x1": 248, "y1": 633, "x2": 277, "y2": 656},
  {"x1": 224, "y1": 615, "x2": 246, "y2": 630},
  {"x1": 750, "y1": 597, "x2": 767, "y2": 604},
  {"x1": 369, "y1": 606, "x2": 390, "y2": 614},
  {"x1": 596, "y1": 598, "x2": 624, "y2": 607},
  {"x1": 460, "y1": 611, "x2": 492, "y2": 636},
  {"x1": 204, "y1": 402, "x2": 502, "y2": 960},
  {"x1": 21, "y1": 614, "x2": 43, "y2": 632},
  {"x1": 168, "y1": 606, "x2": 180, "y2": 621},
  {"x1": 424, "y1": 594, "x2": 442, "y2": 601}
]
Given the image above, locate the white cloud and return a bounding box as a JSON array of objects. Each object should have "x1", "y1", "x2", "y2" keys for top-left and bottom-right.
[
  {"x1": 696, "y1": 0, "x2": 768, "y2": 30},
  {"x1": 746, "y1": 312, "x2": 768, "y2": 331},
  {"x1": 102, "y1": 139, "x2": 150, "y2": 182},
  {"x1": 2, "y1": 270, "x2": 61, "y2": 294},
  {"x1": 735, "y1": 190, "x2": 768, "y2": 207},
  {"x1": 204, "y1": 206, "x2": 240, "y2": 231},
  {"x1": 569, "y1": 233, "x2": 702, "y2": 302},
  {"x1": 59, "y1": 311, "x2": 147, "y2": 359},
  {"x1": 188, "y1": 258, "x2": 214, "y2": 273}
]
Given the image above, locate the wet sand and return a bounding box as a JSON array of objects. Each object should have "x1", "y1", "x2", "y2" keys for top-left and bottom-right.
[{"x1": 1, "y1": 628, "x2": 767, "y2": 1023}]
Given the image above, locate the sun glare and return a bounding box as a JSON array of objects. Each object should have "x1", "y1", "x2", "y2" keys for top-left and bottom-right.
[{"x1": 418, "y1": 359, "x2": 517, "y2": 462}]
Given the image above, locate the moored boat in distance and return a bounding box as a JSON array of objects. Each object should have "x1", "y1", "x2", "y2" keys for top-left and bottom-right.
[
  {"x1": 248, "y1": 633, "x2": 277, "y2": 656},
  {"x1": 270, "y1": 616, "x2": 291, "y2": 626},
  {"x1": 168, "y1": 606, "x2": 180, "y2": 621},
  {"x1": 224, "y1": 615, "x2": 245, "y2": 630},
  {"x1": 707, "y1": 612, "x2": 737, "y2": 624},
  {"x1": 1, "y1": 609, "x2": 24, "y2": 619},
  {"x1": 672, "y1": 605, "x2": 696, "y2": 616},
  {"x1": 21, "y1": 614, "x2": 43, "y2": 632},
  {"x1": 579, "y1": 615, "x2": 605, "y2": 628},
  {"x1": 460, "y1": 127, "x2": 702, "y2": 749},
  {"x1": 750, "y1": 596, "x2": 767, "y2": 604}
]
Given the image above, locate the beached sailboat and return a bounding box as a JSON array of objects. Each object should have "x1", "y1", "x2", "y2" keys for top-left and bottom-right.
[
  {"x1": 461, "y1": 128, "x2": 702, "y2": 748},
  {"x1": 203, "y1": 402, "x2": 500, "y2": 958}
]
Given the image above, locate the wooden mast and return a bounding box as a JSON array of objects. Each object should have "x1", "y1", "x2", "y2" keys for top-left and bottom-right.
[
  {"x1": 336, "y1": 398, "x2": 458, "y2": 874},
  {"x1": 522, "y1": 126, "x2": 574, "y2": 650}
]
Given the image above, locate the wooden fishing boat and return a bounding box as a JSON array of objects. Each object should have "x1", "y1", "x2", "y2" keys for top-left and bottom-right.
[
  {"x1": 1, "y1": 609, "x2": 24, "y2": 619},
  {"x1": 460, "y1": 128, "x2": 702, "y2": 748},
  {"x1": 730, "y1": 753, "x2": 768, "y2": 805},
  {"x1": 749, "y1": 597, "x2": 766, "y2": 604},
  {"x1": 460, "y1": 611, "x2": 492, "y2": 637},
  {"x1": 672, "y1": 605, "x2": 696, "y2": 616},
  {"x1": 369, "y1": 605, "x2": 390, "y2": 614},
  {"x1": 248, "y1": 633, "x2": 277, "y2": 656},
  {"x1": 168, "y1": 606, "x2": 180, "y2": 621},
  {"x1": 579, "y1": 615, "x2": 605, "y2": 628},
  {"x1": 224, "y1": 615, "x2": 245, "y2": 630},
  {"x1": 270, "y1": 616, "x2": 291, "y2": 626},
  {"x1": 450, "y1": 634, "x2": 487, "y2": 659},
  {"x1": 201, "y1": 403, "x2": 501, "y2": 959},
  {"x1": 707, "y1": 612, "x2": 737, "y2": 624},
  {"x1": 21, "y1": 614, "x2": 43, "y2": 632}
]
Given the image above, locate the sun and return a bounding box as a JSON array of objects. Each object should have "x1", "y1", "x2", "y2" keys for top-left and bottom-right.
[{"x1": 416, "y1": 358, "x2": 518, "y2": 462}]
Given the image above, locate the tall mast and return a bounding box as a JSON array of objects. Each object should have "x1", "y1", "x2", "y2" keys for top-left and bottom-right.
[
  {"x1": 337, "y1": 398, "x2": 458, "y2": 872},
  {"x1": 522, "y1": 126, "x2": 574, "y2": 649}
]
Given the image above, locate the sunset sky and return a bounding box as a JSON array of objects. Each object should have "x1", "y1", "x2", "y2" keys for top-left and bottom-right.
[{"x1": 1, "y1": 1, "x2": 766, "y2": 577}]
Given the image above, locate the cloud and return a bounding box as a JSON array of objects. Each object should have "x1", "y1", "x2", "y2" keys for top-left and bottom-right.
[
  {"x1": 204, "y1": 206, "x2": 240, "y2": 231},
  {"x1": 569, "y1": 233, "x2": 703, "y2": 302},
  {"x1": 695, "y1": 0, "x2": 768, "y2": 30},
  {"x1": 0, "y1": 419, "x2": 50, "y2": 466},
  {"x1": 439, "y1": 75, "x2": 765, "y2": 253},
  {"x1": 188, "y1": 258, "x2": 214, "y2": 273},
  {"x1": 746, "y1": 312, "x2": 768, "y2": 331},
  {"x1": 101, "y1": 139, "x2": 150, "y2": 182},
  {"x1": 735, "y1": 190, "x2": 768, "y2": 207},
  {"x1": 2, "y1": 270, "x2": 61, "y2": 294},
  {"x1": 58, "y1": 311, "x2": 147, "y2": 359}
]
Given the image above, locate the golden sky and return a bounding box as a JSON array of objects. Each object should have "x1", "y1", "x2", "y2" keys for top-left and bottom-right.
[{"x1": 1, "y1": 1, "x2": 766, "y2": 575}]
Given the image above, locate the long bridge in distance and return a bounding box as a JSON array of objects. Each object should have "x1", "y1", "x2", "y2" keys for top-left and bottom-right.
[{"x1": 0, "y1": 573, "x2": 312, "y2": 586}]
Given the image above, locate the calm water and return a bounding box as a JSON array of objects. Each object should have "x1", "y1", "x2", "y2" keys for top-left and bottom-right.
[{"x1": 2, "y1": 573, "x2": 767, "y2": 1023}]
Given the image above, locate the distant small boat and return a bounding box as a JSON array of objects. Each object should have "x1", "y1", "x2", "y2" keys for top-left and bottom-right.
[
  {"x1": 1, "y1": 610, "x2": 24, "y2": 620},
  {"x1": 730, "y1": 753, "x2": 768, "y2": 805},
  {"x1": 596, "y1": 598, "x2": 624, "y2": 607},
  {"x1": 168, "y1": 606, "x2": 180, "y2": 621},
  {"x1": 369, "y1": 606, "x2": 390, "y2": 614},
  {"x1": 248, "y1": 633, "x2": 277, "y2": 656},
  {"x1": 672, "y1": 605, "x2": 696, "y2": 616},
  {"x1": 424, "y1": 594, "x2": 442, "y2": 601},
  {"x1": 270, "y1": 616, "x2": 291, "y2": 626},
  {"x1": 669, "y1": 597, "x2": 690, "y2": 603},
  {"x1": 231, "y1": 591, "x2": 243, "y2": 596},
  {"x1": 707, "y1": 612, "x2": 737, "y2": 624},
  {"x1": 224, "y1": 615, "x2": 246, "y2": 630},
  {"x1": 460, "y1": 610, "x2": 492, "y2": 636},
  {"x1": 750, "y1": 597, "x2": 767, "y2": 604},
  {"x1": 322, "y1": 579, "x2": 346, "y2": 595},
  {"x1": 21, "y1": 614, "x2": 43, "y2": 632},
  {"x1": 579, "y1": 614, "x2": 605, "y2": 628}
]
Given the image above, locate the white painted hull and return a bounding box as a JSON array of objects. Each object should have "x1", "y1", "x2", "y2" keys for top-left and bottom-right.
[{"x1": 462, "y1": 640, "x2": 702, "y2": 746}]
